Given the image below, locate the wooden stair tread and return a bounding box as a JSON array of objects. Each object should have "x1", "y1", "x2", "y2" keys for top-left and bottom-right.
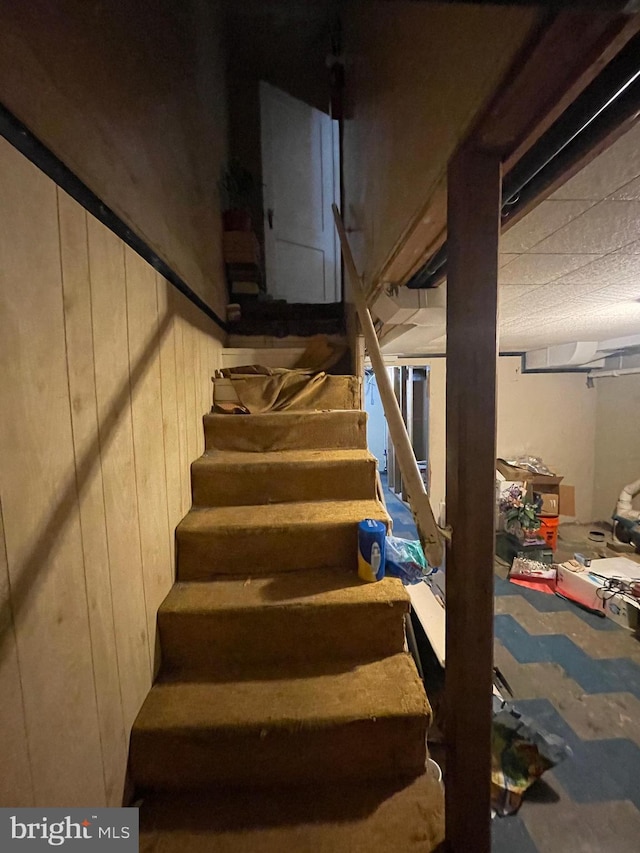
[
  {"x1": 133, "y1": 654, "x2": 428, "y2": 731},
  {"x1": 161, "y1": 569, "x2": 408, "y2": 614},
  {"x1": 194, "y1": 448, "x2": 375, "y2": 467},
  {"x1": 139, "y1": 773, "x2": 444, "y2": 852},
  {"x1": 178, "y1": 499, "x2": 389, "y2": 532}
]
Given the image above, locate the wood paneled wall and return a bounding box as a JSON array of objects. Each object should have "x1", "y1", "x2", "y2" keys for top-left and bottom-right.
[
  {"x1": 0, "y1": 0, "x2": 228, "y2": 315},
  {"x1": 0, "y1": 138, "x2": 224, "y2": 807}
]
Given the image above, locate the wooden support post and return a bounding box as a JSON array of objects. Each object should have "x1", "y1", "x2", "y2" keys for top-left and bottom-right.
[{"x1": 445, "y1": 146, "x2": 501, "y2": 852}]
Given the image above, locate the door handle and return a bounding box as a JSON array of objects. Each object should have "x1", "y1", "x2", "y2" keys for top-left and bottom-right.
[{"x1": 267, "y1": 208, "x2": 274, "y2": 229}]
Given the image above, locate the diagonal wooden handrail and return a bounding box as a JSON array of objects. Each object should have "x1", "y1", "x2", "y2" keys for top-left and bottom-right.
[{"x1": 332, "y1": 204, "x2": 447, "y2": 568}]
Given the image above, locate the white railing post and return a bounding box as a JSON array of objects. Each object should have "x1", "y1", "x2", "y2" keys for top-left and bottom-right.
[{"x1": 332, "y1": 205, "x2": 446, "y2": 567}]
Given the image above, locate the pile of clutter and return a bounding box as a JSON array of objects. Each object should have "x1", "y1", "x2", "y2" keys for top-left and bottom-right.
[
  {"x1": 507, "y1": 553, "x2": 640, "y2": 632},
  {"x1": 496, "y1": 455, "x2": 573, "y2": 555},
  {"x1": 356, "y1": 518, "x2": 437, "y2": 584}
]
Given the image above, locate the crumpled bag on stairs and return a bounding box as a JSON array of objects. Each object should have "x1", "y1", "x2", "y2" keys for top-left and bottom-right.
[
  {"x1": 217, "y1": 369, "x2": 340, "y2": 414},
  {"x1": 213, "y1": 335, "x2": 351, "y2": 414}
]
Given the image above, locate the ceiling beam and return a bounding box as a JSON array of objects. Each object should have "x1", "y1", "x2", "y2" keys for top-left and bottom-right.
[
  {"x1": 372, "y1": 7, "x2": 640, "y2": 294},
  {"x1": 475, "y1": 9, "x2": 640, "y2": 167}
]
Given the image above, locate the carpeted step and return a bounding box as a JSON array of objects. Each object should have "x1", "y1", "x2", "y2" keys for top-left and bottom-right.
[
  {"x1": 158, "y1": 569, "x2": 409, "y2": 678},
  {"x1": 139, "y1": 772, "x2": 444, "y2": 852},
  {"x1": 176, "y1": 499, "x2": 389, "y2": 579},
  {"x1": 130, "y1": 654, "x2": 429, "y2": 791},
  {"x1": 204, "y1": 410, "x2": 367, "y2": 453},
  {"x1": 191, "y1": 449, "x2": 377, "y2": 507}
]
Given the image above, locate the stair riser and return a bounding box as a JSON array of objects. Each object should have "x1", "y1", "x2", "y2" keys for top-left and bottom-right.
[
  {"x1": 159, "y1": 603, "x2": 408, "y2": 678},
  {"x1": 213, "y1": 375, "x2": 360, "y2": 414},
  {"x1": 131, "y1": 716, "x2": 427, "y2": 791},
  {"x1": 204, "y1": 413, "x2": 367, "y2": 453},
  {"x1": 191, "y1": 458, "x2": 377, "y2": 507},
  {"x1": 176, "y1": 519, "x2": 388, "y2": 579}
]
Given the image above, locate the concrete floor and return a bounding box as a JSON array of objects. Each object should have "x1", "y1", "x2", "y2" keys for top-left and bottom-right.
[{"x1": 381, "y1": 476, "x2": 640, "y2": 853}]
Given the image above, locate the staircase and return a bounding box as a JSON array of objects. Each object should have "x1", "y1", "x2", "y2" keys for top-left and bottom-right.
[{"x1": 132, "y1": 376, "x2": 444, "y2": 851}]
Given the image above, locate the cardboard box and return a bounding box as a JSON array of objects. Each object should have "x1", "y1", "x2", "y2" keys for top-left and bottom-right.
[
  {"x1": 497, "y1": 460, "x2": 556, "y2": 482},
  {"x1": 495, "y1": 461, "x2": 576, "y2": 518},
  {"x1": 539, "y1": 492, "x2": 559, "y2": 516},
  {"x1": 497, "y1": 478, "x2": 525, "y2": 502},
  {"x1": 604, "y1": 594, "x2": 639, "y2": 631},
  {"x1": 588, "y1": 556, "x2": 640, "y2": 580},
  {"x1": 590, "y1": 557, "x2": 640, "y2": 630},
  {"x1": 496, "y1": 462, "x2": 562, "y2": 495},
  {"x1": 230, "y1": 281, "x2": 260, "y2": 296},
  {"x1": 223, "y1": 231, "x2": 261, "y2": 264},
  {"x1": 556, "y1": 565, "x2": 603, "y2": 613},
  {"x1": 559, "y1": 484, "x2": 576, "y2": 517},
  {"x1": 527, "y1": 476, "x2": 562, "y2": 518},
  {"x1": 557, "y1": 557, "x2": 640, "y2": 630},
  {"x1": 496, "y1": 460, "x2": 532, "y2": 481}
]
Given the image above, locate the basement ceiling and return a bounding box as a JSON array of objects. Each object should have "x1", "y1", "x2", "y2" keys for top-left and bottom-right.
[{"x1": 382, "y1": 119, "x2": 640, "y2": 356}]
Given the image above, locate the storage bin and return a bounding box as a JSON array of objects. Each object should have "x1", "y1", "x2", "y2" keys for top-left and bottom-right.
[{"x1": 539, "y1": 516, "x2": 559, "y2": 550}]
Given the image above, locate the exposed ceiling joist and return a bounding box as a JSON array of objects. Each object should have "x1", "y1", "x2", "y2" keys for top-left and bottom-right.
[{"x1": 371, "y1": 8, "x2": 640, "y2": 296}]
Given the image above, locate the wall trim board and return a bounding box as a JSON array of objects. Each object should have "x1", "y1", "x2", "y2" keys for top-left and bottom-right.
[{"x1": 0, "y1": 102, "x2": 228, "y2": 335}]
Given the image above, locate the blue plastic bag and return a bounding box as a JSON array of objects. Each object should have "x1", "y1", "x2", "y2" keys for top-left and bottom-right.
[{"x1": 385, "y1": 536, "x2": 434, "y2": 584}]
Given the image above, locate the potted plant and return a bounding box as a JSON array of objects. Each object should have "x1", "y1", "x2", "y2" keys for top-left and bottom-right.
[
  {"x1": 500, "y1": 484, "x2": 542, "y2": 542},
  {"x1": 219, "y1": 159, "x2": 259, "y2": 232}
]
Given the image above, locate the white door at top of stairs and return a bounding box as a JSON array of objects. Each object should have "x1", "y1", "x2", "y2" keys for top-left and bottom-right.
[{"x1": 260, "y1": 81, "x2": 340, "y2": 304}]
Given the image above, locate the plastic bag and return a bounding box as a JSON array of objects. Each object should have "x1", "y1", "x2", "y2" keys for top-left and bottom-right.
[
  {"x1": 385, "y1": 536, "x2": 434, "y2": 583},
  {"x1": 503, "y1": 455, "x2": 554, "y2": 476},
  {"x1": 491, "y1": 694, "x2": 571, "y2": 816}
]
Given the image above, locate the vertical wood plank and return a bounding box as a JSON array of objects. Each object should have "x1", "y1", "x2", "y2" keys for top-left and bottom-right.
[
  {"x1": 206, "y1": 334, "x2": 214, "y2": 414},
  {"x1": 124, "y1": 247, "x2": 173, "y2": 668},
  {"x1": 199, "y1": 328, "x2": 209, "y2": 444},
  {"x1": 58, "y1": 189, "x2": 127, "y2": 805},
  {"x1": 445, "y1": 145, "x2": 501, "y2": 853},
  {"x1": 192, "y1": 305, "x2": 204, "y2": 457},
  {"x1": 0, "y1": 496, "x2": 34, "y2": 806},
  {"x1": 172, "y1": 296, "x2": 190, "y2": 515},
  {"x1": 156, "y1": 277, "x2": 182, "y2": 567},
  {"x1": 0, "y1": 139, "x2": 104, "y2": 806},
  {"x1": 183, "y1": 314, "x2": 198, "y2": 466},
  {"x1": 192, "y1": 313, "x2": 203, "y2": 457},
  {"x1": 210, "y1": 329, "x2": 222, "y2": 405},
  {"x1": 205, "y1": 327, "x2": 215, "y2": 409},
  {"x1": 87, "y1": 215, "x2": 152, "y2": 726}
]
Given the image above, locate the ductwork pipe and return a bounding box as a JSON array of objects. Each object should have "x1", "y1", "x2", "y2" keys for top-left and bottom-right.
[
  {"x1": 616, "y1": 477, "x2": 640, "y2": 522},
  {"x1": 588, "y1": 367, "x2": 640, "y2": 379}
]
